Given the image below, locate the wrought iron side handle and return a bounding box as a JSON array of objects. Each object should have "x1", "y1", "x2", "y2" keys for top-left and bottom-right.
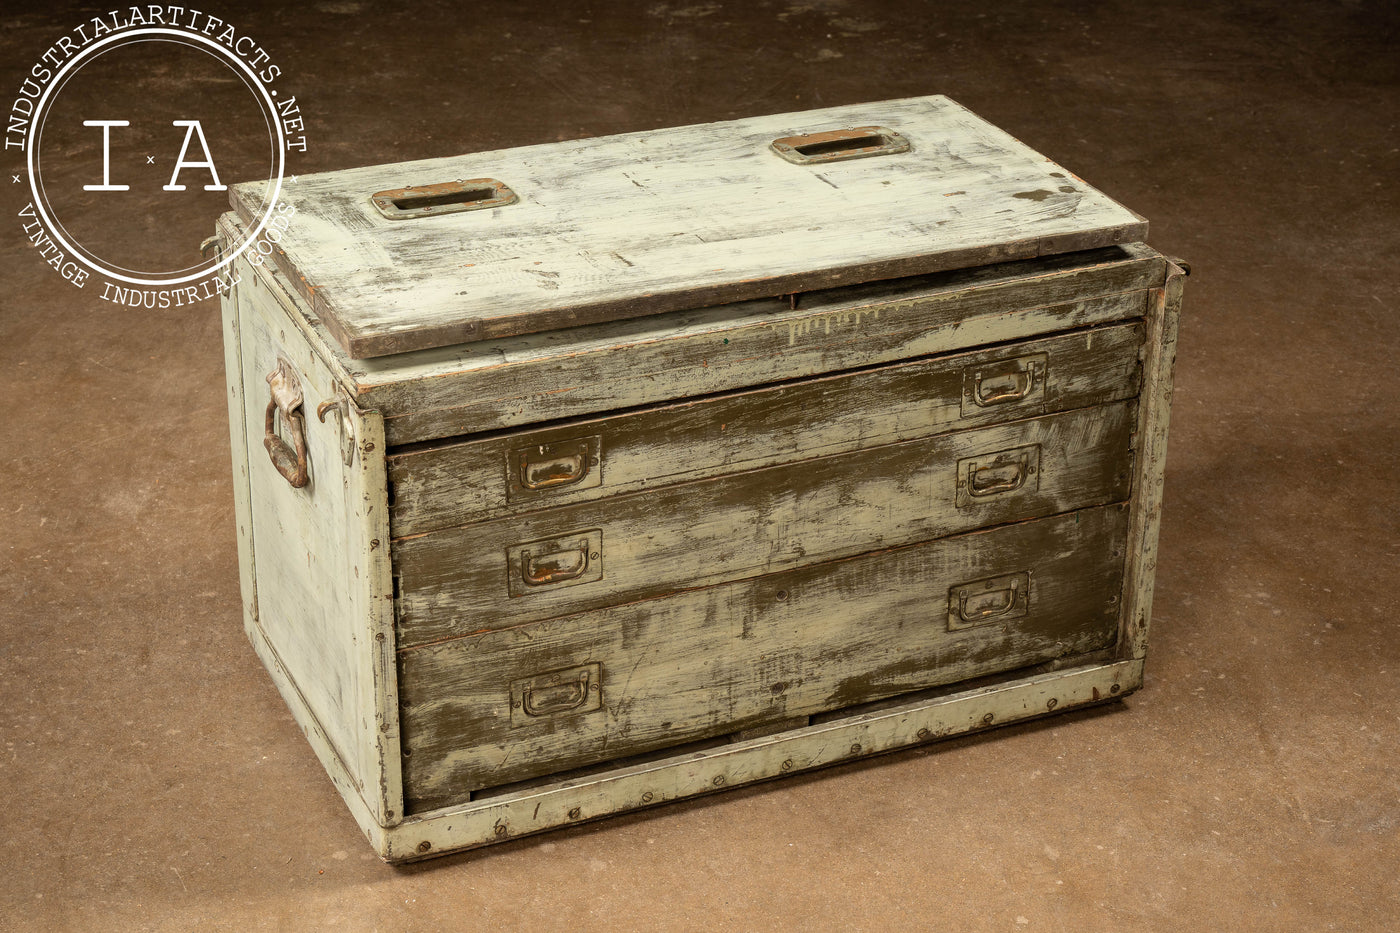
[{"x1": 264, "y1": 357, "x2": 309, "y2": 488}]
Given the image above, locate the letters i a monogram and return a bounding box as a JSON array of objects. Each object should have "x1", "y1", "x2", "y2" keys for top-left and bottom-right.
[{"x1": 81, "y1": 120, "x2": 226, "y2": 192}]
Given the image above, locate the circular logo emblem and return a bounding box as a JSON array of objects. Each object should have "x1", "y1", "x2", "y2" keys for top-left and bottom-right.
[{"x1": 9, "y1": 12, "x2": 306, "y2": 300}]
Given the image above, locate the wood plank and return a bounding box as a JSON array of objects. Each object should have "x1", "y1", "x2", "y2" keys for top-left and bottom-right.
[
  {"x1": 1121, "y1": 261, "x2": 1186, "y2": 660},
  {"x1": 223, "y1": 209, "x2": 1163, "y2": 444},
  {"x1": 217, "y1": 229, "x2": 259, "y2": 637},
  {"x1": 230, "y1": 239, "x2": 399, "y2": 823},
  {"x1": 385, "y1": 658, "x2": 1140, "y2": 859},
  {"x1": 388, "y1": 322, "x2": 1145, "y2": 536},
  {"x1": 398, "y1": 505, "x2": 1129, "y2": 811},
  {"x1": 393, "y1": 401, "x2": 1136, "y2": 647},
  {"x1": 230, "y1": 96, "x2": 1145, "y2": 358},
  {"x1": 371, "y1": 253, "x2": 1158, "y2": 444}
]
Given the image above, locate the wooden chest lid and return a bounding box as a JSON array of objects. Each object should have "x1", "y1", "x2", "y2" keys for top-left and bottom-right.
[{"x1": 230, "y1": 95, "x2": 1145, "y2": 359}]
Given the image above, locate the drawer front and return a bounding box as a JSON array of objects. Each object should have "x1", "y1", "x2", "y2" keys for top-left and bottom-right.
[
  {"x1": 398, "y1": 504, "x2": 1129, "y2": 812},
  {"x1": 387, "y1": 323, "x2": 1144, "y2": 536},
  {"x1": 393, "y1": 400, "x2": 1135, "y2": 647}
]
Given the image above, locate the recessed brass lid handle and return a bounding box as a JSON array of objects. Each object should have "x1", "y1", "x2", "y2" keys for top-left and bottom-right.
[
  {"x1": 370, "y1": 178, "x2": 517, "y2": 220},
  {"x1": 770, "y1": 126, "x2": 910, "y2": 165}
]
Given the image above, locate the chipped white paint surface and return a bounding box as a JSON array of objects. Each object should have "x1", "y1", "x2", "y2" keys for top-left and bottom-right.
[
  {"x1": 1121, "y1": 262, "x2": 1186, "y2": 659},
  {"x1": 220, "y1": 219, "x2": 403, "y2": 826},
  {"x1": 234, "y1": 220, "x2": 1161, "y2": 444},
  {"x1": 231, "y1": 95, "x2": 1145, "y2": 357}
]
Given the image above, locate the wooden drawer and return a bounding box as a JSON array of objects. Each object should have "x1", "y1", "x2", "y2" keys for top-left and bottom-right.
[
  {"x1": 387, "y1": 322, "x2": 1144, "y2": 536},
  {"x1": 398, "y1": 504, "x2": 1129, "y2": 811},
  {"x1": 393, "y1": 400, "x2": 1136, "y2": 647}
]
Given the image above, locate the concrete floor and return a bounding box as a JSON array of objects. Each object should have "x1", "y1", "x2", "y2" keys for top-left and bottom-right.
[{"x1": 2, "y1": 1, "x2": 1397, "y2": 929}]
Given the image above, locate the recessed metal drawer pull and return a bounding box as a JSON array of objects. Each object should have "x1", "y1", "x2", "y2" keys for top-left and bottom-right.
[
  {"x1": 519, "y1": 444, "x2": 589, "y2": 490},
  {"x1": 263, "y1": 357, "x2": 309, "y2": 488},
  {"x1": 770, "y1": 126, "x2": 910, "y2": 165},
  {"x1": 947, "y1": 571, "x2": 1032, "y2": 631},
  {"x1": 958, "y1": 582, "x2": 1019, "y2": 622},
  {"x1": 972, "y1": 361, "x2": 1040, "y2": 406},
  {"x1": 520, "y1": 545, "x2": 590, "y2": 586},
  {"x1": 522, "y1": 669, "x2": 592, "y2": 717},
  {"x1": 967, "y1": 453, "x2": 1032, "y2": 497}
]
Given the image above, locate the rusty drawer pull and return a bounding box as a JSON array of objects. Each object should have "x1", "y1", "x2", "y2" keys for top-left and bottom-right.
[
  {"x1": 370, "y1": 178, "x2": 517, "y2": 220},
  {"x1": 959, "y1": 585, "x2": 1017, "y2": 621},
  {"x1": 519, "y1": 443, "x2": 590, "y2": 491},
  {"x1": 522, "y1": 669, "x2": 592, "y2": 717},
  {"x1": 510, "y1": 663, "x2": 603, "y2": 725},
  {"x1": 263, "y1": 357, "x2": 309, "y2": 488},
  {"x1": 770, "y1": 126, "x2": 910, "y2": 165},
  {"x1": 948, "y1": 572, "x2": 1031, "y2": 630},
  {"x1": 972, "y1": 360, "x2": 1041, "y2": 407},
  {"x1": 967, "y1": 452, "x2": 1032, "y2": 498},
  {"x1": 520, "y1": 545, "x2": 590, "y2": 586}
]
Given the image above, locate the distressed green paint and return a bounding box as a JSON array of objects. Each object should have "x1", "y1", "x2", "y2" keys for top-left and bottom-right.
[
  {"x1": 399, "y1": 506, "x2": 1129, "y2": 811},
  {"x1": 387, "y1": 323, "x2": 1145, "y2": 536}
]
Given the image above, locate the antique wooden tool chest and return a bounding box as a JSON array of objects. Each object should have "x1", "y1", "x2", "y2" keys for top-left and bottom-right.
[{"x1": 216, "y1": 95, "x2": 1184, "y2": 862}]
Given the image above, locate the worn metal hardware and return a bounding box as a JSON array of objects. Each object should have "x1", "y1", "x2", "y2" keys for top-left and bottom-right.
[
  {"x1": 263, "y1": 357, "x2": 309, "y2": 488},
  {"x1": 509, "y1": 663, "x2": 604, "y2": 726},
  {"x1": 370, "y1": 178, "x2": 517, "y2": 220},
  {"x1": 507, "y1": 436, "x2": 603, "y2": 501},
  {"x1": 316, "y1": 388, "x2": 358, "y2": 467},
  {"x1": 507, "y1": 529, "x2": 604, "y2": 596},
  {"x1": 956, "y1": 444, "x2": 1041, "y2": 507},
  {"x1": 962, "y1": 353, "x2": 1047, "y2": 415},
  {"x1": 770, "y1": 126, "x2": 911, "y2": 165},
  {"x1": 948, "y1": 571, "x2": 1032, "y2": 630}
]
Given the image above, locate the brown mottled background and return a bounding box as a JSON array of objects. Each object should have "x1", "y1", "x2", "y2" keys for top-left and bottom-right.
[{"x1": 1, "y1": 1, "x2": 1396, "y2": 930}]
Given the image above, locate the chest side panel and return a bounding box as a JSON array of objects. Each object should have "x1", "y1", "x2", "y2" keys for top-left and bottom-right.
[{"x1": 232, "y1": 254, "x2": 395, "y2": 821}]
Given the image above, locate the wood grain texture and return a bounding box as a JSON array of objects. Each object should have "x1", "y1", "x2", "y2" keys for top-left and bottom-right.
[
  {"x1": 385, "y1": 659, "x2": 1140, "y2": 860},
  {"x1": 218, "y1": 234, "x2": 259, "y2": 636},
  {"x1": 226, "y1": 234, "x2": 400, "y2": 824},
  {"x1": 230, "y1": 95, "x2": 1145, "y2": 358},
  {"x1": 393, "y1": 401, "x2": 1135, "y2": 647},
  {"x1": 222, "y1": 209, "x2": 1163, "y2": 445},
  {"x1": 398, "y1": 505, "x2": 1129, "y2": 811},
  {"x1": 1121, "y1": 262, "x2": 1186, "y2": 660},
  {"x1": 387, "y1": 322, "x2": 1145, "y2": 536}
]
